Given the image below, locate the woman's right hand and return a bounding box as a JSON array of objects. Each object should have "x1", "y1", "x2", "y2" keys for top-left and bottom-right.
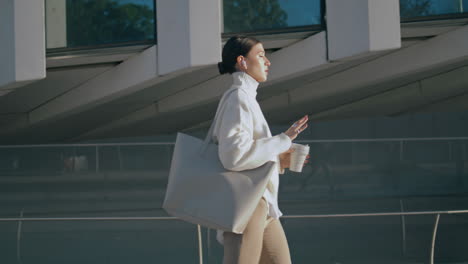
[{"x1": 284, "y1": 115, "x2": 309, "y2": 141}]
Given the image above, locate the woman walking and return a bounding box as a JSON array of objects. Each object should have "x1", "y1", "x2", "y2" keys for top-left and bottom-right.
[{"x1": 214, "y1": 35, "x2": 309, "y2": 264}]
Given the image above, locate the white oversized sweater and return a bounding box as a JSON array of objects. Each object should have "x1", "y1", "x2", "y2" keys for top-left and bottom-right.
[{"x1": 212, "y1": 71, "x2": 292, "y2": 244}]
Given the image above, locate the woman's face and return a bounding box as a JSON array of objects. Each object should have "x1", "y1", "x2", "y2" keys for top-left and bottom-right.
[{"x1": 239, "y1": 43, "x2": 271, "y2": 82}]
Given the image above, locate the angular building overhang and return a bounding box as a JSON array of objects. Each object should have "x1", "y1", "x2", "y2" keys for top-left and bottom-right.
[{"x1": 1, "y1": 1, "x2": 468, "y2": 144}]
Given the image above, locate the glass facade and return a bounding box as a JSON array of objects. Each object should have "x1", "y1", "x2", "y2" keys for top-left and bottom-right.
[
  {"x1": 400, "y1": 0, "x2": 468, "y2": 20},
  {"x1": 1, "y1": 133, "x2": 468, "y2": 262},
  {"x1": 42, "y1": 0, "x2": 468, "y2": 51},
  {"x1": 280, "y1": 139, "x2": 468, "y2": 200},
  {"x1": 223, "y1": 0, "x2": 323, "y2": 33},
  {"x1": 203, "y1": 213, "x2": 468, "y2": 263},
  {"x1": 0, "y1": 219, "x2": 199, "y2": 263},
  {"x1": 45, "y1": 0, "x2": 156, "y2": 50}
]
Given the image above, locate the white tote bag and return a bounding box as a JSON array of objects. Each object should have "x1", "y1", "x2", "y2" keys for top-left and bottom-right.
[{"x1": 163, "y1": 88, "x2": 276, "y2": 233}]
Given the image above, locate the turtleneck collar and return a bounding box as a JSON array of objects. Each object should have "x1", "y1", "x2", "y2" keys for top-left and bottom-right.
[{"x1": 232, "y1": 71, "x2": 259, "y2": 98}]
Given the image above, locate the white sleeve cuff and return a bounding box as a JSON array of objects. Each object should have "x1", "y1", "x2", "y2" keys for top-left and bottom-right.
[{"x1": 278, "y1": 133, "x2": 292, "y2": 153}]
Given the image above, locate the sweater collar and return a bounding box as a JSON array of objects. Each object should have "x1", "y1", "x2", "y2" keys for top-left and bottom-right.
[{"x1": 232, "y1": 71, "x2": 259, "y2": 98}]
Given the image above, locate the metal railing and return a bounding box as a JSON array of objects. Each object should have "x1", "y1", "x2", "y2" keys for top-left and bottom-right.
[
  {"x1": 2, "y1": 136, "x2": 467, "y2": 148},
  {"x1": 1, "y1": 137, "x2": 468, "y2": 263},
  {"x1": 3, "y1": 136, "x2": 465, "y2": 173},
  {"x1": 1, "y1": 209, "x2": 468, "y2": 264}
]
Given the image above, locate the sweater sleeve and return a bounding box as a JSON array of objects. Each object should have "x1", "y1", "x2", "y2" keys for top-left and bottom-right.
[{"x1": 217, "y1": 91, "x2": 292, "y2": 171}]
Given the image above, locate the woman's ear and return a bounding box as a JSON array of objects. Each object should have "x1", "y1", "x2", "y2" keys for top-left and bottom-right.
[{"x1": 237, "y1": 56, "x2": 247, "y2": 70}]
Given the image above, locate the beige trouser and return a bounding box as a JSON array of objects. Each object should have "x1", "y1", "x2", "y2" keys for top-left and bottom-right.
[{"x1": 223, "y1": 198, "x2": 292, "y2": 264}]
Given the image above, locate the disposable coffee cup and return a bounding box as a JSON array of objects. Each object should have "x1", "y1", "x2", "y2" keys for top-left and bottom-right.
[{"x1": 290, "y1": 143, "x2": 310, "y2": 172}]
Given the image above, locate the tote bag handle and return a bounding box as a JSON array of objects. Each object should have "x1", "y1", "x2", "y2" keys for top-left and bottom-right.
[{"x1": 200, "y1": 87, "x2": 239, "y2": 155}]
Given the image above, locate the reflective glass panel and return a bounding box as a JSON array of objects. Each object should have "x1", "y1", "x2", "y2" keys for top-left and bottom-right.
[
  {"x1": 8, "y1": 220, "x2": 198, "y2": 264},
  {"x1": 282, "y1": 216, "x2": 405, "y2": 263},
  {"x1": 400, "y1": 0, "x2": 468, "y2": 19},
  {"x1": 0, "y1": 144, "x2": 170, "y2": 217},
  {"x1": 0, "y1": 222, "x2": 17, "y2": 264},
  {"x1": 223, "y1": 0, "x2": 322, "y2": 33},
  {"x1": 204, "y1": 214, "x2": 468, "y2": 262},
  {"x1": 45, "y1": 0, "x2": 156, "y2": 49},
  {"x1": 277, "y1": 139, "x2": 468, "y2": 201}
]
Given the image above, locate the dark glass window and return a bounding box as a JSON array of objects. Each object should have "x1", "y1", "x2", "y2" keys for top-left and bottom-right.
[
  {"x1": 400, "y1": 0, "x2": 468, "y2": 19},
  {"x1": 223, "y1": 0, "x2": 323, "y2": 33},
  {"x1": 46, "y1": 0, "x2": 156, "y2": 49}
]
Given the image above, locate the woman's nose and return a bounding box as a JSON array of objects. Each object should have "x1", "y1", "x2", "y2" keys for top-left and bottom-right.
[{"x1": 265, "y1": 57, "x2": 271, "y2": 66}]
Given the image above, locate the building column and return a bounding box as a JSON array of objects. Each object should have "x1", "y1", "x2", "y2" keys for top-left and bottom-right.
[
  {"x1": 0, "y1": 0, "x2": 46, "y2": 92},
  {"x1": 326, "y1": 0, "x2": 401, "y2": 61},
  {"x1": 156, "y1": 0, "x2": 222, "y2": 75}
]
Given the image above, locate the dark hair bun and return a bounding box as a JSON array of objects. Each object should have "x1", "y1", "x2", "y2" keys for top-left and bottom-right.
[
  {"x1": 218, "y1": 62, "x2": 227, "y2": 75},
  {"x1": 219, "y1": 35, "x2": 260, "y2": 75}
]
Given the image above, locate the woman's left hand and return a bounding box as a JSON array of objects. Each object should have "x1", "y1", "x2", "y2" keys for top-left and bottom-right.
[{"x1": 279, "y1": 148, "x2": 310, "y2": 170}]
